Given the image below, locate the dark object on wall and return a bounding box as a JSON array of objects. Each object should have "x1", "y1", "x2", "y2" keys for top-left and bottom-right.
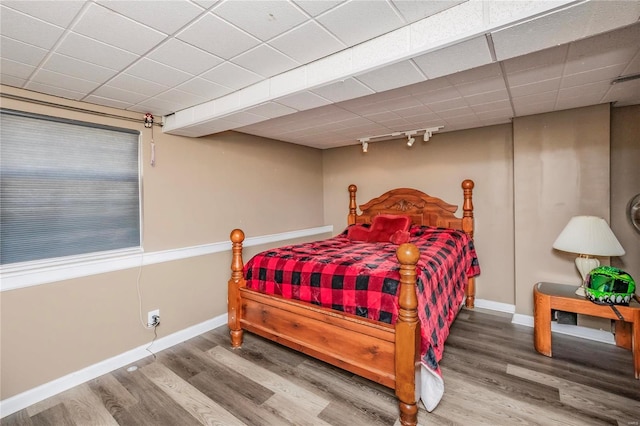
[{"x1": 629, "y1": 193, "x2": 640, "y2": 234}]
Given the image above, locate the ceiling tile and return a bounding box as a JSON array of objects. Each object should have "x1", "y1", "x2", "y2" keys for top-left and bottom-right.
[
  {"x1": 316, "y1": 1, "x2": 404, "y2": 46},
  {"x1": 413, "y1": 85, "x2": 461, "y2": 104},
  {"x1": 176, "y1": 13, "x2": 260, "y2": 59},
  {"x1": 153, "y1": 88, "x2": 209, "y2": 109},
  {"x1": 555, "y1": 94, "x2": 607, "y2": 112},
  {"x1": 269, "y1": 21, "x2": 346, "y2": 65},
  {"x1": 24, "y1": 81, "x2": 86, "y2": 100},
  {"x1": 622, "y1": 53, "x2": 640, "y2": 75},
  {"x1": 0, "y1": 5, "x2": 65, "y2": 50},
  {"x1": 231, "y1": 44, "x2": 300, "y2": 78},
  {"x1": 455, "y1": 76, "x2": 506, "y2": 97},
  {"x1": 391, "y1": 0, "x2": 466, "y2": 24},
  {"x1": 97, "y1": 0, "x2": 205, "y2": 35},
  {"x1": 90, "y1": 85, "x2": 155, "y2": 106},
  {"x1": 428, "y1": 97, "x2": 469, "y2": 113},
  {"x1": 446, "y1": 63, "x2": 502, "y2": 85},
  {"x1": 126, "y1": 58, "x2": 193, "y2": 87},
  {"x1": 557, "y1": 80, "x2": 611, "y2": 100},
  {"x1": 501, "y1": 45, "x2": 567, "y2": 74},
  {"x1": 28, "y1": 69, "x2": 100, "y2": 93},
  {"x1": 311, "y1": 77, "x2": 374, "y2": 103},
  {"x1": 506, "y1": 64, "x2": 563, "y2": 87},
  {"x1": 130, "y1": 98, "x2": 175, "y2": 116},
  {"x1": 2, "y1": 0, "x2": 84, "y2": 27},
  {"x1": 245, "y1": 102, "x2": 298, "y2": 119},
  {"x1": 560, "y1": 64, "x2": 627, "y2": 89},
  {"x1": 470, "y1": 99, "x2": 512, "y2": 114},
  {"x1": 377, "y1": 95, "x2": 423, "y2": 111},
  {"x1": 0, "y1": 74, "x2": 27, "y2": 87},
  {"x1": 602, "y1": 79, "x2": 640, "y2": 106},
  {"x1": 292, "y1": 1, "x2": 344, "y2": 17},
  {"x1": 42, "y1": 53, "x2": 117, "y2": 84},
  {"x1": 491, "y1": 1, "x2": 640, "y2": 61},
  {"x1": 410, "y1": 1, "x2": 483, "y2": 50},
  {"x1": 56, "y1": 32, "x2": 138, "y2": 70},
  {"x1": 192, "y1": 0, "x2": 218, "y2": 9},
  {"x1": 105, "y1": 73, "x2": 169, "y2": 97},
  {"x1": 509, "y1": 78, "x2": 560, "y2": 98},
  {"x1": 356, "y1": 60, "x2": 426, "y2": 93},
  {"x1": 0, "y1": 58, "x2": 35, "y2": 80},
  {"x1": 0, "y1": 36, "x2": 48, "y2": 66},
  {"x1": 213, "y1": 0, "x2": 308, "y2": 41},
  {"x1": 464, "y1": 89, "x2": 509, "y2": 106},
  {"x1": 512, "y1": 90, "x2": 558, "y2": 107},
  {"x1": 147, "y1": 39, "x2": 223, "y2": 76},
  {"x1": 72, "y1": 3, "x2": 166, "y2": 55},
  {"x1": 83, "y1": 94, "x2": 134, "y2": 110},
  {"x1": 413, "y1": 36, "x2": 492, "y2": 79},
  {"x1": 176, "y1": 78, "x2": 234, "y2": 99},
  {"x1": 564, "y1": 24, "x2": 640, "y2": 75},
  {"x1": 201, "y1": 62, "x2": 262, "y2": 90},
  {"x1": 275, "y1": 91, "x2": 332, "y2": 110}
]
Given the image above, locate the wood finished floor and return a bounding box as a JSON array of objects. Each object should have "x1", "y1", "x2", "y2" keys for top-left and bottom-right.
[{"x1": 3, "y1": 309, "x2": 639, "y2": 426}]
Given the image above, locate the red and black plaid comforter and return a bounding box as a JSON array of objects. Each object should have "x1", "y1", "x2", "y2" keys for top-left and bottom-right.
[{"x1": 244, "y1": 225, "x2": 480, "y2": 375}]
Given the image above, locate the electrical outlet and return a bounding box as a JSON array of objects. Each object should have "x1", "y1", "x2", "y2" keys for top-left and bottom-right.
[{"x1": 147, "y1": 309, "x2": 160, "y2": 327}]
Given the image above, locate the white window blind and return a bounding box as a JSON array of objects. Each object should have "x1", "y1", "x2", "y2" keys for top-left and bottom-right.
[{"x1": 1, "y1": 109, "x2": 141, "y2": 266}]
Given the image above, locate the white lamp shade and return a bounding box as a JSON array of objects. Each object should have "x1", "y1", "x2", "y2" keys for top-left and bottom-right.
[{"x1": 552, "y1": 216, "x2": 625, "y2": 256}]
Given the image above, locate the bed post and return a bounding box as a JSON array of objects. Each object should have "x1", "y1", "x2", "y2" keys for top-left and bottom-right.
[
  {"x1": 461, "y1": 179, "x2": 475, "y2": 308},
  {"x1": 228, "y1": 229, "x2": 246, "y2": 348},
  {"x1": 395, "y1": 243, "x2": 421, "y2": 426},
  {"x1": 348, "y1": 184, "x2": 358, "y2": 225}
]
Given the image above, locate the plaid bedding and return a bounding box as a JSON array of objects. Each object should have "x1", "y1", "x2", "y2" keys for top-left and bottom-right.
[{"x1": 244, "y1": 225, "x2": 481, "y2": 378}]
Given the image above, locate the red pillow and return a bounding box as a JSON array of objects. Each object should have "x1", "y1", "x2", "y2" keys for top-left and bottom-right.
[
  {"x1": 389, "y1": 229, "x2": 410, "y2": 244},
  {"x1": 367, "y1": 214, "x2": 411, "y2": 243},
  {"x1": 346, "y1": 224, "x2": 371, "y2": 241}
]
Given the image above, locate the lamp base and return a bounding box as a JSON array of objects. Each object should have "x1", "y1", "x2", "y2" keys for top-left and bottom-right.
[{"x1": 575, "y1": 285, "x2": 586, "y2": 297}]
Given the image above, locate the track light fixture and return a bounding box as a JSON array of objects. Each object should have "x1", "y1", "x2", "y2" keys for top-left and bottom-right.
[
  {"x1": 359, "y1": 138, "x2": 369, "y2": 153},
  {"x1": 356, "y1": 126, "x2": 443, "y2": 151}
]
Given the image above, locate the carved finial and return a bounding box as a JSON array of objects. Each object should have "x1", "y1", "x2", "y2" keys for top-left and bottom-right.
[
  {"x1": 348, "y1": 184, "x2": 357, "y2": 192},
  {"x1": 230, "y1": 229, "x2": 245, "y2": 243},
  {"x1": 462, "y1": 179, "x2": 474, "y2": 190},
  {"x1": 397, "y1": 243, "x2": 420, "y2": 265}
]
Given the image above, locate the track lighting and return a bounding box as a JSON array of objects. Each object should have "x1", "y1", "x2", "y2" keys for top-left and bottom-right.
[
  {"x1": 355, "y1": 126, "x2": 444, "y2": 151},
  {"x1": 359, "y1": 138, "x2": 369, "y2": 153}
]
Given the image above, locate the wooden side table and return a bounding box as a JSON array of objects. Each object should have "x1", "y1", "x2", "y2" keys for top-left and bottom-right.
[{"x1": 533, "y1": 282, "x2": 640, "y2": 379}]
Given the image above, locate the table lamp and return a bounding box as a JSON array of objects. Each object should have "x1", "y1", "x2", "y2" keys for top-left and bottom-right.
[{"x1": 552, "y1": 216, "x2": 625, "y2": 296}]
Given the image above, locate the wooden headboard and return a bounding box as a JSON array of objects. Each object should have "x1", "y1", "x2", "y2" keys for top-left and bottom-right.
[{"x1": 347, "y1": 179, "x2": 475, "y2": 239}]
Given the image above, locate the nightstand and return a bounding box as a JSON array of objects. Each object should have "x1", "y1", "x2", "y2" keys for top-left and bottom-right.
[{"x1": 533, "y1": 282, "x2": 640, "y2": 379}]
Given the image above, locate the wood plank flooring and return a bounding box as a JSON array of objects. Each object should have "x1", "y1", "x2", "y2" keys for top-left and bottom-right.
[{"x1": 3, "y1": 309, "x2": 639, "y2": 425}]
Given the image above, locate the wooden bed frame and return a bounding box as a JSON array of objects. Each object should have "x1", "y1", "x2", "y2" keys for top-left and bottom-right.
[{"x1": 228, "y1": 179, "x2": 475, "y2": 426}]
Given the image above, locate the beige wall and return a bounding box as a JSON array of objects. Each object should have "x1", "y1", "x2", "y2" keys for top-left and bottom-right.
[
  {"x1": 513, "y1": 104, "x2": 611, "y2": 315},
  {"x1": 0, "y1": 86, "x2": 324, "y2": 399},
  {"x1": 610, "y1": 105, "x2": 640, "y2": 284},
  {"x1": 322, "y1": 124, "x2": 515, "y2": 305}
]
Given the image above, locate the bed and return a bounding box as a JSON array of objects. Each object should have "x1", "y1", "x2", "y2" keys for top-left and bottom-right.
[{"x1": 227, "y1": 180, "x2": 479, "y2": 426}]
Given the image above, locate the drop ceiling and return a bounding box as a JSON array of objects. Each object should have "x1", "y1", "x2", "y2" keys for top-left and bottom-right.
[{"x1": 1, "y1": 0, "x2": 639, "y2": 149}]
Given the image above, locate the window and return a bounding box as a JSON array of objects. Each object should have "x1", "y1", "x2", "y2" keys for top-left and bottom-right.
[{"x1": 0, "y1": 109, "x2": 141, "y2": 266}]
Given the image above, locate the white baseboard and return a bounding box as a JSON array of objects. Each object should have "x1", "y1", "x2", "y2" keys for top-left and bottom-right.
[
  {"x1": 0, "y1": 314, "x2": 228, "y2": 418},
  {"x1": 474, "y1": 298, "x2": 516, "y2": 314},
  {"x1": 511, "y1": 313, "x2": 615, "y2": 345}
]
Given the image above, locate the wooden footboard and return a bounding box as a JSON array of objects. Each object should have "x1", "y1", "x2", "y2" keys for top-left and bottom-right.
[{"x1": 228, "y1": 230, "x2": 421, "y2": 426}]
